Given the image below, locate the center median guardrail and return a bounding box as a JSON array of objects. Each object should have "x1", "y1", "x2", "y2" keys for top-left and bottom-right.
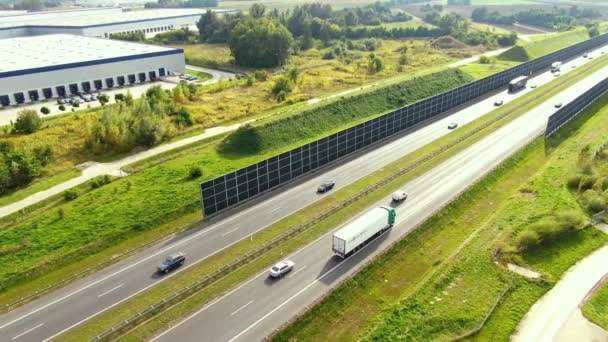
[{"x1": 90, "y1": 59, "x2": 580, "y2": 341}]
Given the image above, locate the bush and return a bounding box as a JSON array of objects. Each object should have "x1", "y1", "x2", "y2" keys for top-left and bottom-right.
[
  {"x1": 98, "y1": 95, "x2": 110, "y2": 105},
  {"x1": 567, "y1": 174, "x2": 582, "y2": 189},
  {"x1": 58, "y1": 105, "x2": 66, "y2": 111},
  {"x1": 579, "y1": 175, "x2": 597, "y2": 191},
  {"x1": 588, "y1": 196, "x2": 607, "y2": 213},
  {"x1": 253, "y1": 70, "x2": 268, "y2": 81},
  {"x1": 114, "y1": 93, "x2": 125, "y2": 102},
  {"x1": 189, "y1": 167, "x2": 203, "y2": 179},
  {"x1": 72, "y1": 102, "x2": 80, "y2": 108},
  {"x1": 478, "y1": 55, "x2": 491, "y2": 64},
  {"x1": 14, "y1": 109, "x2": 42, "y2": 134},
  {"x1": 271, "y1": 77, "x2": 293, "y2": 99},
  {"x1": 174, "y1": 108, "x2": 193, "y2": 127},
  {"x1": 90, "y1": 175, "x2": 111, "y2": 189},
  {"x1": 40, "y1": 106, "x2": 50, "y2": 115},
  {"x1": 515, "y1": 230, "x2": 540, "y2": 252},
  {"x1": 323, "y1": 50, "x2": 336, "y2": 60},
  {"x1": 64, "y1": 190, "x2": 79, "y2": 201}
]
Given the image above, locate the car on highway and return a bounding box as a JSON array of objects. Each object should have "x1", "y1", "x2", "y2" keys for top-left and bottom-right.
[
  {"x1": 583, "y1": 52, "x2": 589, "y2": 58},
  {"x1": 555, "y1": 102, "x2": 563, "y2": 108},
  {"x1": 269, "y1": 260, "x2": 295, "y2": 278},
  {"x1": 494, "y1": 99, "x2": 503, "y2": 106},
  {"x1": 530, "y1": 84, "x2": 538, "y2": 89},
  {"x1": 448, "y1": 122, "x2": 458, "y2": 129},
  {"x1": 553, "y1": 72, "x2": 560, "y2": 77},
  {"x1": 157, "y1": 252, "x2": 186, "y2": 274},
  {"x1": 392, "y1": 190, "x2": 408, "y2": 202},
  {"x1": 571, "y1": 65, "x2": 576, "y2": 68},
  {"x1": 317, "y1": 180, "x2": 335, "y2": 193}
]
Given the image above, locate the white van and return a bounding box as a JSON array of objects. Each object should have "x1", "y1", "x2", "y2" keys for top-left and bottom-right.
[{"x1": 392, "y1": 191, "x2": 408, "y2": 202}]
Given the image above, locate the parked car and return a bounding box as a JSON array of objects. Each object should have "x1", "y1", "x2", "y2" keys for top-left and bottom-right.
[
  {"x1": 555, "y1": 102, "x2": 563, "y2": 108},
  {"x1": 530, "y1": 84, "x2": 538, "y2": 89},
  {"x1": 494, "y1": 99, "x2": 503, "y2": 106},
  {"x1": 57, "y1": 98, "x2": 67, "y2": 105},
  {"x1": 317, "y1": 180, "x2": 335, "y2": 193},
  {"x1": 83, "y1": 94, "x2": 92, "y2": 102},
  {"x1": 583, "y1": 52, "x2": 589, "y2": 58},
  {"x1": 269, "y1": 260, "x2": 295, "y2": 278},
  {"x1": 553, "y1": 72, "x2": 561, "y2": 77},
  {"x1": 157, "y1": 252, "x2": 186, "y2": 274},
  {"x1": 448, "y1": 122, "x2": 458, "y2": 129},
  {"x1": 392, "y1": 190, "x2": 408, "y2": 202},
  {"x1": 90, "y1": 94, "x2": 98, "y2": 101}
]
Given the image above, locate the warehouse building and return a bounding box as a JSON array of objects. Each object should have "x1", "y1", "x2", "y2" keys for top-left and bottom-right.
[
  {"x1": 0, "y1": 34, "x2": 185, "y2": 106},
  {"x1": 0, "y1": 7, "x2": 236, "y2": 39}
]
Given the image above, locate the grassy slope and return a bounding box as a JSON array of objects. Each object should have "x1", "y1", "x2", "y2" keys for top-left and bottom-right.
[
  {"x1": 274, "y1": 88, "x2": 608, "y2": 342},
  {"x1": 0, "y1": 69, "x2": 472, "y2": 302},
  {"x1": 583, "y1": 281, "x2": 608, "y2": 330}
]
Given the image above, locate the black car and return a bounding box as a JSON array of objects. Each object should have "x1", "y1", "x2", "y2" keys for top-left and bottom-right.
[
  {"x1": 157, "y1": 252, "x2": 186, "y2": 274},
  {"x1": 317, "y1": 181, "x2": 335, "y2": 193}
]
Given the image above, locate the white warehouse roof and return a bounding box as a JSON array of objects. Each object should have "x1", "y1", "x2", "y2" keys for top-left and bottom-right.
[
  {"x1": 0, "y1": 34, "x2": 181, "y2": 76},
  {"x1": 0, "y1": 8, "x2": 235, "y2": 29}
]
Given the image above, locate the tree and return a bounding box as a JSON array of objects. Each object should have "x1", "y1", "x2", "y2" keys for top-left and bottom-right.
[
  {"x1": 197, "y1": 9, "x2": 219, "y2": 41},
  {"x1": 114, "y1": 93, "x2": 125, "y2": 102},
  {"x1": 587, "y1": 23, "x2": 600, "y2": 38},
  {"x1": 40, "y1": 106, "x2": 50, "y2": 115},
  {"x1": 58, "y1": 105, "x2": 66, "y2": 111},
  {"x1": 14, "y1": 109, "x2": 42, "y2": 134},
  {"x1": 249, "y1": 3, "x2": 266, "y2": 18},
  {"x1": 229, "y1": 17, "x2": 294, "y2": 68},
  {"x1": 300, "y1": 21, "x2": 314, "y2": 50}
]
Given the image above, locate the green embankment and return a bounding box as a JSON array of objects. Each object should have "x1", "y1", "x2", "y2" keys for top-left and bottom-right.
[
  {"x1": 583, "y1": 281, "x2": 608, "y2": 330},
  {"x1": 219, "y1": 69, "x2": 473, "y2": 154},
  {"x1": 0, "y1": 68, "x2": 473, "y2": 303},
  {"x1": 274, "y1": 89, "x2": 608, "y2": 341},
  {"x1": 499, "y1": 27, "x2": 606, "y2": 62}
]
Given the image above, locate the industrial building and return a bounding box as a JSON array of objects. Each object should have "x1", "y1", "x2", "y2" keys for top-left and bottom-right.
[
  {"x1": 0, "y1": 34, "x2": 185, "y2": 106},
  {"x1": 0, "y1": 7, "x2": 236, "y2": 39}
]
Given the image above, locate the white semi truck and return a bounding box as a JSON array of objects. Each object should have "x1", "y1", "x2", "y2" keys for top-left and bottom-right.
[{"x1": 332, "y1": 206, "x2": 396, "y2": 258}]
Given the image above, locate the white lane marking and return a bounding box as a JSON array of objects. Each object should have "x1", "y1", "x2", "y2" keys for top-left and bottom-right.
[
  {"x1": 97, "y1": 284, "x2": 124, "y2": 298},
  {"x1": 287, "y1": 266, "x2": 307, "y2": 279},
  {"x1": 230, "y1": 301, "x2": 254, "y2": 317},
  {"x1": 226, "y1": 228, "x2": 394, "y2": 342},
  {"x1": 268, "y1": 207, "x2": 282, "y2": 213},
  {"x1": 221, "y1": 227, "x2": 241, "y2": 237},
  {"x1": 11, "y1": 323, "x2": 44, "y2": 340}
]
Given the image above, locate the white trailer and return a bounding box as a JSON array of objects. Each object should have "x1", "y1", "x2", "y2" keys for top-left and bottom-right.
[
  {"x1": 332, "y1": 206, "x2": 396, "y2": 258},
  {"x1": 551, "y1": 61, "x2": 562, "y2": 72}
]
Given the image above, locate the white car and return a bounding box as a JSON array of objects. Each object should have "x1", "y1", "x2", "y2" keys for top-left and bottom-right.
[
  {"x1": 392, "y1": 191, "x2": 408, "y2": 202},
  {"x1": 555, "y1": 102, "x2": 563, "y2": 108},
  {"x1": 448, "y1": 122, "x2": 458, "y2": 129},
  {"x1": 269, "y1": 260, "x2": 295, "y2": 278},
  {"x1": 494, "y1": 99, "x2": 503, "y2": 106},
  {"x1": 530, "y1": 84, "x2": 537, "y2": 89},
  {"x1": 553, "y1": 72, "x2": 560, "y2": 77}
]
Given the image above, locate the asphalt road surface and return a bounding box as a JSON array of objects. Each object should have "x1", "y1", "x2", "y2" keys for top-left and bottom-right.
[
  {"x1": 153, "y1": 62, "x2": 608, "y2": 342},
  {"x1": 0, "y1": 46, "x2": 606, "y2": 342}
]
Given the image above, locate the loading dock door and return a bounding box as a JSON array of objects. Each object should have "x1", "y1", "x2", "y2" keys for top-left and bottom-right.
[
  {"x1": 138, "y1": 72, "x2": 146, "y2": 82},
  {"x1": 117, "y1": 76, "x2": 125, "y2": 86},
  {"x1": 94, "y1": 80, "x2": 103, "y2": 90},
  {"x1": 159, "y1": 68, "x2": 166, "y2": 77},
  {"x1": 42, "y1": 88, "x2": 52, "y2": 99},
  {"x1": 69, "y1": 83, "x2": 78, "y2": 95},
  {"x1": 105, "y1": 78, "x2": 114, "y2": 88},
  {"x1": 28, "y1": 90, "x2": 39, "y2": 101},
  {"x1": 81, "y1": 81, "x2": 91, "y2": 93},
  {"x1": 56, "y1": 86, "x2": 66, "y2": 97},
  {"x1": 128, "y1": 74, "x2": 136, "y2": 84},
  {"x1": 0, "y1": 95, "x2": 9, "y2": 106},
  {"x1": 14, "y1": 92, "x2": 25, "y2": 104}
]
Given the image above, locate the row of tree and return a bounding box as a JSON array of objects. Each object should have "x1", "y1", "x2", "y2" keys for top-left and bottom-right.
[
  {"x1": 423, "y1": 10, "x2": 518, "y2": 47},
  {"x1": 144, "y1": 0, "x2": 217, "y2": 9},
  {"x1": 472, "y1": 6, "x2": 602, "y2": 30}
]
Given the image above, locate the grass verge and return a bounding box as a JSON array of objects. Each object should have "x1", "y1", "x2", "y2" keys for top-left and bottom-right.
[
  {"x1": 583, "y1": 280, "x2": 608, "y2": 331},
  {"x1": 56, "y1": 53, "x2": 608, "y2": 340},
  {"x1": 274, "y1": 88, "x2": 608, "y2": 342}
]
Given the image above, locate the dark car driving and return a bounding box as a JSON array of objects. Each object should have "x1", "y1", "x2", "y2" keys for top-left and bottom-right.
[
  {"x1": 157, "y1": 252, "x2": 185, "y2": 274},
  {"x1": 317, "y1": 180, "x2": 335, "y2": 193}
]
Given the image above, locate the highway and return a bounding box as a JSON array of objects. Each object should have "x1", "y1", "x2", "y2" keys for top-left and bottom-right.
[
  {"x1": 152, "y1": 62, "x2": 608, "y2": 342},
  {"x1": 0, "y1": 46, "x2": 605, "y2": 342}
]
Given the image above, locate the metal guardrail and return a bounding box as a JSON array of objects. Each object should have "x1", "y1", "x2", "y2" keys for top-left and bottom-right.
[{"x1": 89, "y1": 55, "x2": 587, "y2": 341}]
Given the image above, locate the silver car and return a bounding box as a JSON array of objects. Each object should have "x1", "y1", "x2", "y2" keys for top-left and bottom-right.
[{"x1": 269, "y1": 260, "x2": 295, "y2": 278}]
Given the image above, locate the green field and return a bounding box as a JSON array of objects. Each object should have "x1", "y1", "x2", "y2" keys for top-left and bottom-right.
[
  {"x1": 459, "y1": 59, "x2": 520, "y2": 79},
  {"x1": 583, "y1": 281, "x2": 608, "y2": 330},
  {"x1": 0, "y1": 168, "x2": 80, "y2": 207},
  {"x1": 274, "y1": 72, "x2": 608, "y2": 341}
]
